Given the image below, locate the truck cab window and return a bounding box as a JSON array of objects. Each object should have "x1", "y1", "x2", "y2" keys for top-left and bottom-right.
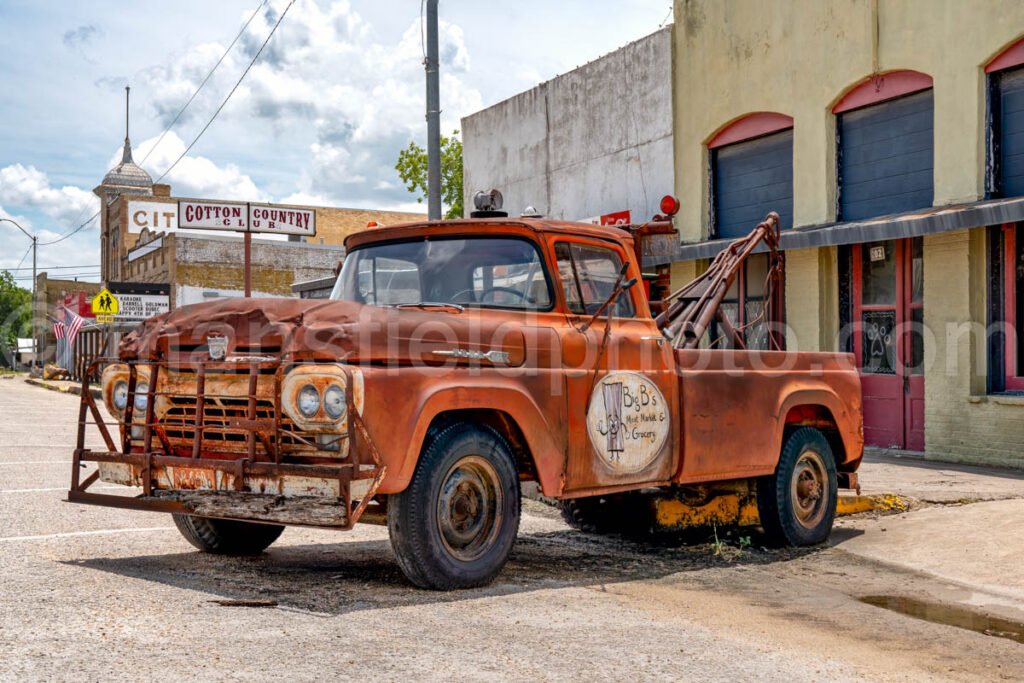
[
  {"x1": 356, "y1": 256, "x2": 421, "y2": 306},
  {"x1": 333, "y1": 237, "x2": 552, "y2": 310},
  {"x1": 555, "y1": 242, "x2": 635, "y2": 317}
]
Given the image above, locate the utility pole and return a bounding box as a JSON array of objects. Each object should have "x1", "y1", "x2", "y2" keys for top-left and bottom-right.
[
  {"x1": 425, "y1": 0, "x2": 442, "y2": 220},
  {"x1": 0, "y1": 218, "x2": 37, "y2": 365}
]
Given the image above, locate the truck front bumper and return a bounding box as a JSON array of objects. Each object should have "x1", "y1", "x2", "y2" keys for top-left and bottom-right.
[{"x1": 68, "y1": 358, "x2": 387, "y2": 529}]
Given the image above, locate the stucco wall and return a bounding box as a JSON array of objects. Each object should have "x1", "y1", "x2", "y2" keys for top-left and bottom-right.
[
  {"x1": 673, "y1": 0, "x2": 1024, "y2": 240},
  {"x1": 462, "y1": 27, "x2": 674, "y2": 222}
]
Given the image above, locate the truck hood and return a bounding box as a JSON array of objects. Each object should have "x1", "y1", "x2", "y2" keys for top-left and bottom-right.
[{"x1": 119, "y1": 297, "x2": 527, "y2": 367}]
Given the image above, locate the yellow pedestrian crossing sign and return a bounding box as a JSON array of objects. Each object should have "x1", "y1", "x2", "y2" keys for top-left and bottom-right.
[{"x1": 91, "y1": 288, "x2": 119, "y2": 323}]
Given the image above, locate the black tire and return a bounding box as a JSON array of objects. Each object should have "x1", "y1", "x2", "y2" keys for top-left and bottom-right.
[
  {"x1": 756, "y1": 427, "x2": 838, "y2": 547},
  {"x1": 387, "y1": 423, "x2": 520, "y2": 590},
  {"x1": 172, "y1": 514, "x2": 284, "y2": 555}
]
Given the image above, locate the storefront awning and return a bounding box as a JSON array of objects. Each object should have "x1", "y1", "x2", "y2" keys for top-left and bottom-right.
[{"x1": 660, "y1": 196, "x2": 1024, "y2": 264}]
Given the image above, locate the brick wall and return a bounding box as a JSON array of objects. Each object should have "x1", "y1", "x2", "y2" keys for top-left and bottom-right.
[
  {"x1": 784, "y1": 247, "x2": 839, "y2": 352},
  {"x1": 171, "y1": 234, "x2": 343, "y2": 307},
  {"x1": 922, "y1": 228, "x2": 1024, "y2": 468},
  {"x1": 309, "y1": 207, "x2": 426, "y2": 246}
]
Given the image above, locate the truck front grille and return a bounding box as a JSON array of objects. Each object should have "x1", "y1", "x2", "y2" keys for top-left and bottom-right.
[{"x1": 156, "y1": 395, "x2": 313, "y2": 457}]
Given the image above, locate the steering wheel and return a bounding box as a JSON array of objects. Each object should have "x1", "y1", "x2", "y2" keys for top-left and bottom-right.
[
  {"x1": 450, "y1": 286, "x2": 530, "y2": 304},
  {"x1": 477, "y1": 286, "x2": 528, "y2": 303}
]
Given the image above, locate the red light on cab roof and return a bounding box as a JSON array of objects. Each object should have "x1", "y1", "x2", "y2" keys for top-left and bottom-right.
[
  {"x1": 367, "y1": 221, "x2": 379, "y2": 228},
  {"x1": 659, "y1": 195, "x2": 680, "y2": 216}
]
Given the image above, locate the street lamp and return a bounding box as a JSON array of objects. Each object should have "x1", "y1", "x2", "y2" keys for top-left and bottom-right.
[{"x1": 0, "y1": 218, "x2": 38, "y2": 365}]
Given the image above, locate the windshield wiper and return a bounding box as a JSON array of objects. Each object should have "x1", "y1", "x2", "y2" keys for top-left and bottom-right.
[{"x1": 393, "y1": 301, "x2": 465, "y2": 313}]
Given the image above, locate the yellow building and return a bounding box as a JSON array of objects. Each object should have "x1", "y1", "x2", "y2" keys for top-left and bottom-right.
[{"x1": 670, "y1": 0, "x2": 1024, "y2": 467}]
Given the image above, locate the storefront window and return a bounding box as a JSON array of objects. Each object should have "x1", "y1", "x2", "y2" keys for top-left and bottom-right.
[
  {"x1": 998, "y1": 223, "x2": 1024, "y2": 391},
  {"x1": 712, "y1": 253, "x2": 776, "y2": 350}
]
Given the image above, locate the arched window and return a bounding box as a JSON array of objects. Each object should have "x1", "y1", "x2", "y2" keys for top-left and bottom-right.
[
  {"x1": 987, "y1": 38, "x2": 1024, "y2": 392},
  {"x1": 987, "y1": 37, "x2": 1024, "y2": 199},
  {"x1": 707, "y1": 112, "x2": 792, "y2": 350},
  {"x1": 708, "y1": 112, "x2": 794, "y2": 240},
  {"x1": 833, "y1": 70, "x2": 934, "y2": 221}
]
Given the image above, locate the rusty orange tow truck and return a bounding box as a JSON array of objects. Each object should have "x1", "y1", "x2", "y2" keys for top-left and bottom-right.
[{"x1": 67, "y1": 192, "x2": 863, "y2": 590}]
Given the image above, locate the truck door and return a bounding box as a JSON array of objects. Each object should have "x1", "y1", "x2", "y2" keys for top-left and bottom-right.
[{"x1": 553, "y1": 239, "x2": 679, "y2": 494}]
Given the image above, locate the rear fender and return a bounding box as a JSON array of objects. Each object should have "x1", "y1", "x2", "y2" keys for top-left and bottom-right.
[{"x1": 776, "y1": 388, "x2": 864, "y2": 468}]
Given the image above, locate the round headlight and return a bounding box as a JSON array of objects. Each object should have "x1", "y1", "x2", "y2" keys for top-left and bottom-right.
[
  {"x1": 323, "y1": 384, "x2": 346, "y2": 419},
  {"x1": 112, "y1": 381, "x2": 129, "y2": 411},
  {"x1": 134, "y1": 383, "x2": 150, "y2": 412},
  {"x1": 298, "y1": 384, "x2": 320, "y2": 417}
]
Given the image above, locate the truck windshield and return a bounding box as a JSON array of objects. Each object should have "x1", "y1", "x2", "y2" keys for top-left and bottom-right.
[{"x1": 331, "y1": 236, "x2": 553, "y2": 310}]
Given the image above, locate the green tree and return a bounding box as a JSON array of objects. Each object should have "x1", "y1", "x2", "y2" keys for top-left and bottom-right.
[
  {"x1": 395, "y1": 130, "x2": 464, "y2": 219},
  {"x1": 0, "y1": 270, "x2": 31, "y2": 368}
]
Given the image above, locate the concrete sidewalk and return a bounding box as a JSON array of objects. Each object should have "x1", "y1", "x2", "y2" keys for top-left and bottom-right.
[
  {"x1": 20, "y1": 376, "x2": 101, "y2": 400},
  {"x1": 835, "y1": 453, "x2": 1024, "y2": 619},
  {"x1": 858, "y1": 448, "x2": 1024, "y2": 503}
]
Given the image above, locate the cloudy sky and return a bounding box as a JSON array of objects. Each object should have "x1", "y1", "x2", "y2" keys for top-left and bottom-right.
[{"x1": 0, "y1": 0, "x2": 672, "y2": 285}]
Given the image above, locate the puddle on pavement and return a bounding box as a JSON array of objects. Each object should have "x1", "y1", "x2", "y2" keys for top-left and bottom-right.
[{"x1": 860, "y1": 595, "x2": 1024, "y2": 645}]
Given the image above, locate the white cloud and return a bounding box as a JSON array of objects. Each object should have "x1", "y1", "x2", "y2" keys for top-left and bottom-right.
[
  {"x1": 134, "y1": 0, "x2": 482, "y2": 209},
  {"x1": 128, "y1": 132, "x2": 268, "y2": 201},
  {"x1": 0, "y1": 164, "x2": 98, "y2": 226}
]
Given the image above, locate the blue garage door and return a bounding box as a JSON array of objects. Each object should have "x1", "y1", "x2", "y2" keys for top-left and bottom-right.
[
  {"x1": 713, "y1": 129, "x2": 793, "y2": 239},
  {"x1": 839, "y1": 90, "x2": 934, "y2": 221},
  {"x1": 998, "y1": 66, "x2": 1024, "y2": 197}
]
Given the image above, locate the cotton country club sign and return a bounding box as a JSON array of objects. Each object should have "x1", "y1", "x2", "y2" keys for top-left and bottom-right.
[{"x1": 126, "y1": 200, "x2": 317, "y2": 237}]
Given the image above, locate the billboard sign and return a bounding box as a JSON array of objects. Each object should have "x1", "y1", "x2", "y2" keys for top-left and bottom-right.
[
  {"x1": 127, "y1": 201, "x2": 178, "y2": 234},
  {"x1": 175, "y1": 202, "x2": 316, "y2": 237},
  {"x1": 112, "y1": 293, "x2": 170, "y2": 321},
  {"x1": 127, "y1": 199, "x2": 317, "y2": 238},
  {"x1": 178, "y1": 201, "x2": 249, "y2": 230},
  {"x1": 249, "y1": 206, "x2": 316, "y2": 236},
  {"x1": 580, "y1": 210, "x2": 632, "y2": 226}
]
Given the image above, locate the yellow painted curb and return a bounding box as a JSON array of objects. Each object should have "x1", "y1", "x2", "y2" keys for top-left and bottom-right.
[{"x1": 836, "y1": 493, "x2": 910, "y2": 516}]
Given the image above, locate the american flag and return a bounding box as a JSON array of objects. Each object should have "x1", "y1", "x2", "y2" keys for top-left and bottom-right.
[{"x1": 54, "y1": 306, "x2": 85, "y2": 348}]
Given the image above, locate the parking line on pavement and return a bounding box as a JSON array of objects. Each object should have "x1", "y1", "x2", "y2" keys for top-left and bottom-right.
[
  {"x1": 0, "y1": 485, "x2": 126, "y2": 494},
  {"x1": 0, "y1": 461, "x2": 74, "y2": 465},
  {"x1": 0, "y1": 527, "x2": 174, "y2": 543}
]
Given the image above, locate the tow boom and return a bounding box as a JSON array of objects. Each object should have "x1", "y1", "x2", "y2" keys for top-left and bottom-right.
[{"x1": 655, "y1": 212, "x2": 784, "y2": 350}]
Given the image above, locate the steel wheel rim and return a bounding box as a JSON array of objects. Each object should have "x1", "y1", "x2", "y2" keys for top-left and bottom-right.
[
  {"x1": 791, "y1": 449, "x2": 828, "y2": 529},
  {"x1": 436, "y1": 455, "x2": 503, "y2": 562}
]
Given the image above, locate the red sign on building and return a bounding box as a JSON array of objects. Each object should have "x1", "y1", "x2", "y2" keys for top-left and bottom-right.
[{"x1": 63, "y1": 291, "x2": 95, "y2": 319}]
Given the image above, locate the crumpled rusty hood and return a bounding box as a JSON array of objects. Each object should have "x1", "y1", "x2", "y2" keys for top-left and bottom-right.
[{"x1": 119, "y1": 296, "x2": 527, "y2": 366}]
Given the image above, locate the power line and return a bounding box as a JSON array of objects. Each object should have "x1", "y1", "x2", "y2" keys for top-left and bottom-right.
[
  {"x1": 155, "y1": 0, "x2": 297, "y2": 184},
  {"x1": 10, "y1": 273, "x2": 100, "y2": 280},
  {"x1": 38, "y1": 211, "x2": 99, "y2": 246},
  {"x1": 140, "y1": 0, "x2": 269, "y2": 167},
  {"x1": 11, "y1": 243, "x2": 32, "y2": 272},
  {"x1": 1, "y1": 264, "x2": 99, "y2": 271},
  {"x1": 659, "y1": 5, "x2": 673, "y2": 28}
]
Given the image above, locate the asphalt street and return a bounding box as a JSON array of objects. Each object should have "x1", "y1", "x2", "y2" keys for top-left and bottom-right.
[{"x1": 1, "y1": 377, "x2": 1023, "y2": 682}]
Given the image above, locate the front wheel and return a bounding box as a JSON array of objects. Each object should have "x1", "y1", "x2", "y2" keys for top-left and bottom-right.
[
  {"x1": 756, "y1": 427, "x2": 838, "y2": 547},
  {"x1": 388, "y1": 423, "x2": 521, "y2": 590},
  {"x1": 172, "y1": 514, "x2": 284, "y2": 555}
]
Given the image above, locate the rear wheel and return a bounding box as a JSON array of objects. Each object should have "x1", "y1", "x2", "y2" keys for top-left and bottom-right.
[
  {"x1": 756, "y1": 427, "x2": 837, "y2": 546},
  {"x1": 388, "y1": 423, "x2": 520, "y2": 590},
  {"x1": 172, "y1": 514, "x2": 284, "y2": 555}
]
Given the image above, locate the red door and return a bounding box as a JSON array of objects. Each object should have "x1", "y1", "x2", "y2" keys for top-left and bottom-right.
[{"x1": 853, "y1": 238, "x2": 925, "y2": 451}]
